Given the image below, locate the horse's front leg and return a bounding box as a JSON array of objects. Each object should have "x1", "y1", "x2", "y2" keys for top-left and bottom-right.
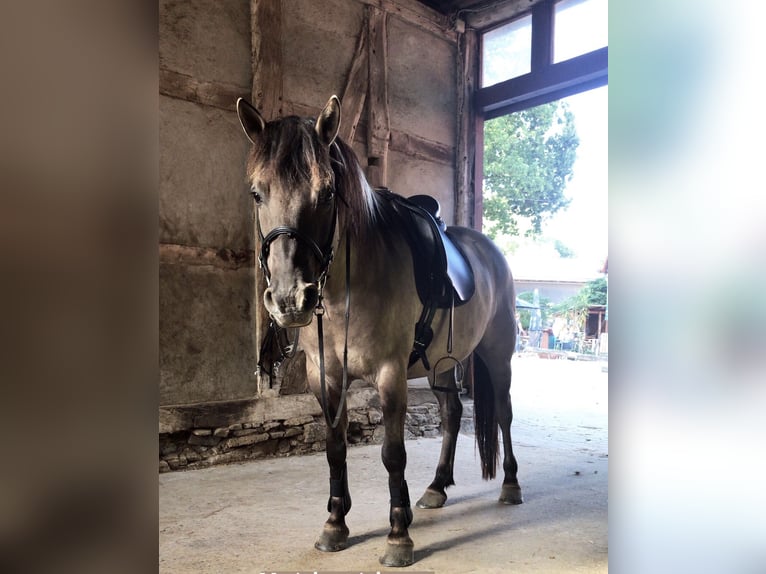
[
  {"x1": 378, "y1": 364, "x2": 415, "y2": 567},
  {"x1": 307, "y1": 364, "x2": 352, "y2": 552}
]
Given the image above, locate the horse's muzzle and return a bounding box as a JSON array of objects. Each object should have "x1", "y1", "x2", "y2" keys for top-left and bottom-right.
[{"x1": 263, "y1": 282, "x2": 319, "y2": 328}]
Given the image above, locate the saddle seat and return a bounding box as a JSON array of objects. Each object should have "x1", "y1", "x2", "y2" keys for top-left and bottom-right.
[{"x1": 380, "y1": 189, "x2": 475, "y2": 308}]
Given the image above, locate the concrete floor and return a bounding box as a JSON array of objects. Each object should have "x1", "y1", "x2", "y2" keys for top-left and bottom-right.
[{"x1": 160, "y1": 357, "x2": 608, "y2": 573}]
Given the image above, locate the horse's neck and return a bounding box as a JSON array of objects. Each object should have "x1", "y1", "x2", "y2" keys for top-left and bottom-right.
[{"x1": 322, "y1": 224, "x2": 407, "y2": 309}]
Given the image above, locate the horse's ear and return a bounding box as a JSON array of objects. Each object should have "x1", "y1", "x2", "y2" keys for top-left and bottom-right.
[
  {"x1": 236, "y1": 98, "x2": 266, "y2": 145},
  {"x1": 315, "y1": 95, "x2": 341, "y2": 146}
]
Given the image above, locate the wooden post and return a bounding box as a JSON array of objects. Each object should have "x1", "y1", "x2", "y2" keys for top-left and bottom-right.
[
  {"x1": 366, "y1": 7, "x2": 390, "y2": 188},
  {"x1": 473, "y1": 112, "x2": 484, "y2": 232},
  {"x1": 339, "y1": 12, "x2": 370, "y2": 144},
  {"x1": 251, "y1": 0, "x2": 283, "y2": 119},
  {"x1": 455, "y1": 29, "x2": 479, "y2": 228},
  {"x1": 250, "y1": 0, "x2": 283, "y2": 395}
]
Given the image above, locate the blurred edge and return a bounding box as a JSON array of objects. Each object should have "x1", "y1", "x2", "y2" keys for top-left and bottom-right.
[
  {"x1": 2, "y1": 0, "x2": 766, "y2": 572},
  {"x1": 611, "y1": 1, "x2": 766, "y2": 573},
  {"x1": 0, "y1": 1, "x2": 158, "y2": 572}
]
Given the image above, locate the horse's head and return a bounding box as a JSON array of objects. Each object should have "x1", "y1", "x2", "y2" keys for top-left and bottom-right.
[{"x1": 237, "y1": 96, "x2": 342, "y2": 328}]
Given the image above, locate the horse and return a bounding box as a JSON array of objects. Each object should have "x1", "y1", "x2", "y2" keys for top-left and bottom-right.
[{"x1": 235, "y1": 95, "x2": 522, "y2": 567}]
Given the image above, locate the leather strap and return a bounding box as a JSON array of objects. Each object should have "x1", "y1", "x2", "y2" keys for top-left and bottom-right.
[{"x1": 317, "y1": 228, "x2": 351, "y2": 429}]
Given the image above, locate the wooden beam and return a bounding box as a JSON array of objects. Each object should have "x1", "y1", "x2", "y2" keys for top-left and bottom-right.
[
  {"x1": 357, "y1": 0, "x2": 456, "y2": 42},
  {"x1": 366, "y1": 6, "x2": 390, "y2": 187},
  {"x1": 388, "y1": 130, "x2": 453, "y2": 166},
  {"x1": 159, "y1": 243, "x2": 254, "y2": 270},
  {"x1": 250, "y1": 0, "x2": 284, "y2": 394},
  {"x1": 454, "y1": 29, "x2": 478, "y2": 228},
  {"x1": 465, "y1": 0, "x2": 546, "y2": 31},
  {"x1": 477, "y1": 47, "x2": 608, "y2": 117},
  {"x1": 530, "y1": 0, "x2": 553, "y2": 70},
  {"x1": 473, "y1": 113, "x2": 484, "y2": 232},
  {"x1": 159, "y1": 68, "x2": 248, "y2": 111},
  {"x1": 338, "y1": 12, "x2": 370, "y2": 143},
  {"x1": 251, "y1": 0, "x2": 283, "y2": 119}
]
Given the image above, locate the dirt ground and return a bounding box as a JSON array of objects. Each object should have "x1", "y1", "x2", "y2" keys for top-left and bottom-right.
[{"x1": 159, "y1": 356, "x2": 608, "y2": 573}]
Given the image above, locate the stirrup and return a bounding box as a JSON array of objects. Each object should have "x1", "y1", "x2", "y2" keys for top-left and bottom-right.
[{"x1": 429, "y1": 355, "x2": 464, "y2": 394}]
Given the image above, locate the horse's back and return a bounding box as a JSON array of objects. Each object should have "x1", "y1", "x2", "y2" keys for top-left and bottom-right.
[{"x1": 446, "y1": 226, "x2": 514, "y2": 293}]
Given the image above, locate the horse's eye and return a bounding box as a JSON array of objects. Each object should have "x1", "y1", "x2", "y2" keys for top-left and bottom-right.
[
  {"x1": 251, "y1": 190, "x2": 263, "y2": 205},
  {"x1": 320, "y1": 188, "x2": 335, "y2": 204}
]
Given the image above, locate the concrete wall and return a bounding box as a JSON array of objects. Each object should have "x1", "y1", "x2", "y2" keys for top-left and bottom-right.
[{"x1": 159, "y1": 0, "x2": 461, "y2": 452}]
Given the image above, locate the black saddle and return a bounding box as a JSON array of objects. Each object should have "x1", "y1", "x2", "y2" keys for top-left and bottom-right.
[
  {"x1": 406, "y1": 195, "x2": 475, "y2": 304},
  {"x1": 377, "y1": 189, "x2": 475, "y2": 370}
]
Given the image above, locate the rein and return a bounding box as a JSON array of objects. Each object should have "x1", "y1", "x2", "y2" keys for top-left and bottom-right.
[
  {"x1": 316, "y1": 228, "x2": 351, "y2": 429},
  {"x1": 256, "y1": 196, "x2": 352, "y2": 430}
]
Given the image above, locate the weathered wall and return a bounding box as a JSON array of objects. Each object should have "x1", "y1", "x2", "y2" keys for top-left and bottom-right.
[
  {"x1": 387, "y1": 16, "x2": 456, "y2": 216},
  {"x1": 159, "y1": 0, "x2": 255, "y2": 405},
  {"x1": 159, "y1": 0, "x2": 464, "y2": 466}
]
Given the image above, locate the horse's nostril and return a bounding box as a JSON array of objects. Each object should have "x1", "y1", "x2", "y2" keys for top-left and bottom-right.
[{"x1": 302, "y1": 285, "x2": 319, "y2": 311}]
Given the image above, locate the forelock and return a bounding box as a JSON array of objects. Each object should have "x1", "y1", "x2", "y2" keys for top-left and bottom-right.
[{"x1": 246, "y1": 117, "x2": 333, "y2": 189}]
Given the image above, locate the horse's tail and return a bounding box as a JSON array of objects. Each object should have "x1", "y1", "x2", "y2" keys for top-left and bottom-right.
[{"x1": 473, "y1": 352, "x2": 499, "y2": 480}]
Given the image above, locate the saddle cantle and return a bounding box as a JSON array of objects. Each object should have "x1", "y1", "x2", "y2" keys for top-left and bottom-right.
[{"x1": 377, "y1": 188, "x2": 475, "y2": 370}]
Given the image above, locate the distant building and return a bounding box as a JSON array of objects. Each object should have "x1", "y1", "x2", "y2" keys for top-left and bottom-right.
[
  {"x1": 513, "y1": 255, "x2": 601, "y2": 304},
  {"x1": 515, "y1": 278, "x2": 587, "y2": 305}
]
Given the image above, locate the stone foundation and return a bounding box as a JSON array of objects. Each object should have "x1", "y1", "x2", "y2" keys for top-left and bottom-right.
[{"x1": 159, "y1": 383, "x2": 447, "y2": 473}]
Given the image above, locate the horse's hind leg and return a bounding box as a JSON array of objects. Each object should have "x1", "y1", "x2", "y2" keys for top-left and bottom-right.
[
  {"x1": 477, "y1": 333, "x2": 523, "y2": 505},
  {"x1": 494, "y1": 360, "x2": 523, "y2": 504},
  {"x1": 416, "y1": 370, "x2": 462, "y2": 509}
]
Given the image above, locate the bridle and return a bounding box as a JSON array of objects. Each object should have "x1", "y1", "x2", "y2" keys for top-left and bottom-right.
[
  {"x1": 254, "y1": 179, "x2": 351, "y2": 430},
  {"x1": 255, "y1": 199, "x2": 338, "y2": 290}
]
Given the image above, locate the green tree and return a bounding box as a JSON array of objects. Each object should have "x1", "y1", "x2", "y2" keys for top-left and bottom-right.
[
  {"x1": 554, "y1": 239, "x2": 576, "y2": 258},
  {"x1": 552, "y1": 277, "x2": 607, "y2": 331},
  {"x1": 483, "y1": 102, "x2": 579, "y2": 240}
]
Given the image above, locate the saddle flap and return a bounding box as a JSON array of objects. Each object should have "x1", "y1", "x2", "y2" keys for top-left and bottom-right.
[{"x1": 443, "y1": 229, "x2": 475, "y2": 303}]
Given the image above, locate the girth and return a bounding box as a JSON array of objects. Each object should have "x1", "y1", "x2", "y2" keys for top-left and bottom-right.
[{"x1": 376, "y1": 188, "x2": 475, "y2": 371}]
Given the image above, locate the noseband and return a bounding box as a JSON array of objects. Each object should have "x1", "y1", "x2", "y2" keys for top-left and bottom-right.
[{"x1": 256, "y1": 201, "x2": 338, "y2": 290}]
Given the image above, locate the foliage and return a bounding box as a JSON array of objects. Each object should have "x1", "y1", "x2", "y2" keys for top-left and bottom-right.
[
  {"x1": 483, "y1": 101, "x2": 579, "y2": 240},
  {"x1": 553, "y1": 239, "x2": 576, "y2": 258},
  {"x1": 552, "y1": 277, "x2": 607, "y2": 331}
]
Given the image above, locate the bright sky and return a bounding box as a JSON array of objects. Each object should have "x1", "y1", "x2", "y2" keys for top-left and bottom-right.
[
  {"x1": 548, "y1": 86, "x2": 608, "y2": 267},
  {"x1": 509, "y1": 85, "x2": 608, "y2": 281},
  {"x1": 483, "y1": 0, "x2": 608, "y2": 281}
]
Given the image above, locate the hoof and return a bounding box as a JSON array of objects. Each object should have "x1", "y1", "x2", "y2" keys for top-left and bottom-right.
[
  {"x1": 416, "y1": 488, "x2": 447, "y2": 509},
  {"x1": 380, "y1": 538, "x2": 415, "y2": 567},
  {"x1": 315, "y1": 523, "x2": 349, "y2": 552},
  {"x1": 499, "y1": 483, "x2": 523, "y2": 505}
]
